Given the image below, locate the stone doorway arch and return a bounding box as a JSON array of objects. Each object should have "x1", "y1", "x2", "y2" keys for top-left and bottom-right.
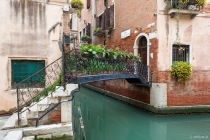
[
  {"x1": 133, "y1": 33, "x2": 151, "y2": 81},
  {"x1": 133, "y1": 33, "x2": 150, "y2": 66}
]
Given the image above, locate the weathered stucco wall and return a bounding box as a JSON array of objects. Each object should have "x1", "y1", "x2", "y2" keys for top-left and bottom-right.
[
  {"x1": 0, "y1": 0, "x2": 64, "y2": 113},
  {"x1": 157, "y1": 1, "x2": 210, "y2": 106}
]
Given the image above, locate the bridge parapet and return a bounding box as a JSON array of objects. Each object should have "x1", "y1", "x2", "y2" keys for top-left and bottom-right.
[{"x1": 64, "y1": 49, "x2": 151, "y2": 86}]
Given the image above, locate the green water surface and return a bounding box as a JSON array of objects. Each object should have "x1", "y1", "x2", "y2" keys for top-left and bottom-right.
[{"x1": 73, "y1": 87, "x2": 210, "y2": 140}]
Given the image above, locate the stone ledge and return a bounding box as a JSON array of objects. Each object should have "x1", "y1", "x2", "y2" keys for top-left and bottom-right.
[{"x1": 23, "y1": 123, "x2": 72, "y2": 137}]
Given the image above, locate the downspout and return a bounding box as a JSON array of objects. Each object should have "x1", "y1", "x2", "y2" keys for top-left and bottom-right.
[
  {"x1": 91, "y1": 0, "x2": 96, "y2": 44},
  {"x1": 147, "y1": 41, "x2": 151, "y2": 82}
]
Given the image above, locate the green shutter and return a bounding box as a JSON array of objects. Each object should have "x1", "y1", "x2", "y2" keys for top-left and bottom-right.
[{"x1": 12, "y1": 60, "x2": 45, "y2": 85}]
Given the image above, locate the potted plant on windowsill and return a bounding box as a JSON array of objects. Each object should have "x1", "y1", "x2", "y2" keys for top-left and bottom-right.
[
  {"x1": 93, "y1": 28, "x2": 104, "y2": 37},
  {"x1": 70, "y1": 0, "x2": 84, "y2": 11},
  {"x1": 81, "y1": 35, "x2": 91, "y2": 44}
]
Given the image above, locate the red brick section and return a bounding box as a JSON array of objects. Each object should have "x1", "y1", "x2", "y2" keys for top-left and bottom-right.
[
  {"x1": 90, "y1": 80, "x2": 150, "y2": 104},
  {"x1": 95, "y1": 0, "x2": 157, "y2": 47},
  {"x1": 168, "y1": 71, "x2": 210, "y2": 106},
  {"x1": 91, "y1": 24, "x2": 158, "y2": 104},
  {"x1": 49, "y1": 104, "x2": 61, "y2": 123},
  {"x1": 91, "y1": 1, "x2": 210, "y2": 107},
  {"x1": 63, "y1": 12, "x2": 70, "y2": 35},
  {"x1": 63, "y1": 11, "x2": 70, "y2": 52}
]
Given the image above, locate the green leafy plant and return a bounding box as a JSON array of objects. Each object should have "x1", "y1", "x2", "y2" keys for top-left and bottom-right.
[
  {"x1": 81, "y1": 35, "x2": 91, "y2": 43},
  {"x1": 195, "y1": 0, "x2": 207, "y2": 7},
  {"x1": 93, "y1": 28, "x2": 104, "y2": 37},
  {"x1": 179, "y1": 0, "x2": 207, "y2": 7},
  {"x1": 171, "y1": 61, "x2": 192, "y2": 83},
  {"x1": 71, "y1": 0, "x2": 84, "y2": 10},
  {"x1": 108, "y1": 27, "x2": 113, "y2": 35},
  {"x1": 32, "y1": 74, "x2": 63, "y2": 102},
  {"x1": 105, "y1": 49, "x2": 119, "y2": 59},
  {"x1": 80, "y1": 45, "x2": 105, "y2": 58},
  {"x1": 80, "y1": 45, "x2": 141, "y2": 61}
]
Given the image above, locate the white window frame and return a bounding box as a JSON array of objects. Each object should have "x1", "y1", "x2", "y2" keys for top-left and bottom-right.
[{"x1": 170, "y1": 43, "x2": 192, "y2": 65}]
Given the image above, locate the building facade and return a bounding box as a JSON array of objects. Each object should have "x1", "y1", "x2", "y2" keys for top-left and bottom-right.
[
  {"x1": 78, "y1": 0, "x2": 210, "y2": 113},
  {"x1": 0, "y1": 0, "x2": 71, "y2": 114}
]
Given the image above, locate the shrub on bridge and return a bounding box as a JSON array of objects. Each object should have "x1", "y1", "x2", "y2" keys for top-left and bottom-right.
[{"x1": 80, "y1": 45, "x2": 141, "y2": 61}]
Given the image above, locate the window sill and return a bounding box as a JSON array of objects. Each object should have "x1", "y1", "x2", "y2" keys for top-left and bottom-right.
[{"x1": 8, "y1": 88, "x2": 44, "y2": 94}]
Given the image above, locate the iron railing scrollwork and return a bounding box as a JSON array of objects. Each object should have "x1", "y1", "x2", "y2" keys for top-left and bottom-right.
[
  {"x1": 64, "y1": 49, "x2": 150, "y2": 85},
  {"x1": 15, "y1": 57, "x2": 62, "y2": 125},
  {"x1": 15, "y1": 48, "x2": 151, "y2": 125}
]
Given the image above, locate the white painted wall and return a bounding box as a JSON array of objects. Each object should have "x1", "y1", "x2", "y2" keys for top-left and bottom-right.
[
  {"x1": 0, "y1": 0, "x2": 64, "y2": 113},
  {"x1": 157, "y1": 1, "x2": 210, "y2": 71}
]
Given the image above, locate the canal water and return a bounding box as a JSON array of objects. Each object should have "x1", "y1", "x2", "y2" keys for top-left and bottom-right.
[{"x1": 73, "y1": 87, "x2": 210, "y2": 140}]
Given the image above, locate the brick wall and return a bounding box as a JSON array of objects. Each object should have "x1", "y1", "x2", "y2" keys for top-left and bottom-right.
[
  {"x1": 49, "y1": 104, "x2": 61, "y2": 123},
  {"x1": 90, "y1": 80, "x2": 150, "y2": 104},
  {"x1": 63, "y1": 11, "x2": 70, "y2": 52},
  {"x1": 88, "y1": 0, "x2": 158, "y2": 104},
  {"x1": 167, "y1": 71, "x2": 210, "y2": 106},
  {"x1": 80, "y1": 1, "x2": 210, "y2": 107}
]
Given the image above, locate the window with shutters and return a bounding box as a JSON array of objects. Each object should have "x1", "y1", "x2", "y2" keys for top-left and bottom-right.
[
  {"x1": 83, "y1": 28, "x2": 86, "y2": 36},
  {"x1": 86, "y1": 23, "x2": 91, "y2": 37},
  {"x1": 99, "y1": 14, "x2": 104, "y2": 29},
  {"x1": 69, "y1": 18, "x2": 72, "y2": 29},
  {"x1": 109, "y1": 4, "x2": 115, "y2": 29},
  {"x1": 96, "y1": 4, "x2": 115, "y2": 30},
  {"x1": 11, "y1": 60, "x2": 45, "y2": 86},
  {"x1": 80, "y1": 31, "x2": 82, "y2": 41},
  {"x1": 87, "y1": 0, "x2": 91, "y2": 9}
]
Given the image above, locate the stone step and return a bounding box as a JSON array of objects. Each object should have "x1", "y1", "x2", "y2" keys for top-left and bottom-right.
[
  {"x1": 4, "y1": 130, "x2": 23, "y2": 140},
  {"x1": 2, "y1": 113, "x2": 18, "y2": 130},
  {"x1": 27, "y1": 118, "x2": 38, "y2": 126},
  {"x1": 37, "y1": 97, "x2": 48, "y2": 105},
  {"x1": 66, "y1": 84, "x2": 78, "y2": 95},
  {"x1": 21, "y1": 136, "x2": 35, "y2": 140},
  {"x1": 26, "y1": 111, "x2": 38, "y2": 119},
  {"x1": 23, "y1": 123, "x2": 72, "y2": 137},
  {"x1": 47, "y1": 96, "x2": 71, "y2": 104},
  {"x1": 18, "y1": 118, "x2": 28, "y2": 127},
  {"x1": 55, "y1": 86, "x2": 64, "y2": 91},
  {"x1": 52, "y1": 91, "x2": 68, "y2": 97},
  {"x1": 37, "y1": 104, "x2": 49, "y2": 112}
]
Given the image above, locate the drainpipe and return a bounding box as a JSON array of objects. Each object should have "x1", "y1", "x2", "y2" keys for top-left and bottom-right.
[
  {"x1": 91, "y1": 0, "x2": 96, "y2": 44},
  {"x1": 147, "y1": 42, "x2": 151, "y2": 82},
  {"x1": 104, "y1": 0, "x2": 108, "y2": 46}
]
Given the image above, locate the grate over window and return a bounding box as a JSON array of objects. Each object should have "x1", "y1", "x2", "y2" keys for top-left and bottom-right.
[
  {"x1": 12, "y1": 60, "x2": 45, "y2": 86},
  {"x1": 172, "y1": 45, "x2": 190, "y2": 62}
]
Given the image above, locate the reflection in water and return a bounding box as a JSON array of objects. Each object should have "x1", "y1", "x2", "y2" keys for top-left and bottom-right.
[{"x1": 73, "y1": 87, "x2": 210, "y2": 140}]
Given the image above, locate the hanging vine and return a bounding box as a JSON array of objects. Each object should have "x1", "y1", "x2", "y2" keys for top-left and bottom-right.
[{"x1": 176, "y1": 0, "x2": 207, "y2": 44}]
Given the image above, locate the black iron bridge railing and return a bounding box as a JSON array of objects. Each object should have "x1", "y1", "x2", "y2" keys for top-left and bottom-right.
[
  {"x1": 14, "y1": 49, "x2": 152, "y2": 126},
  {"x1": 15, "y1": 57, "x2": 62, "y2": 125},
  {"x1": 64, "y1": 49, "x2": 152, "y2": 86}
]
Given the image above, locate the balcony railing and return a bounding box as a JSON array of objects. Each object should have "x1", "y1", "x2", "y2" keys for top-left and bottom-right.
[
  {"x1": 169, "y1": 0, "x2": 201, "y2": 10},
  {"x1": 168, "y1": 0, "x2": 201, "y2": 18}
]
